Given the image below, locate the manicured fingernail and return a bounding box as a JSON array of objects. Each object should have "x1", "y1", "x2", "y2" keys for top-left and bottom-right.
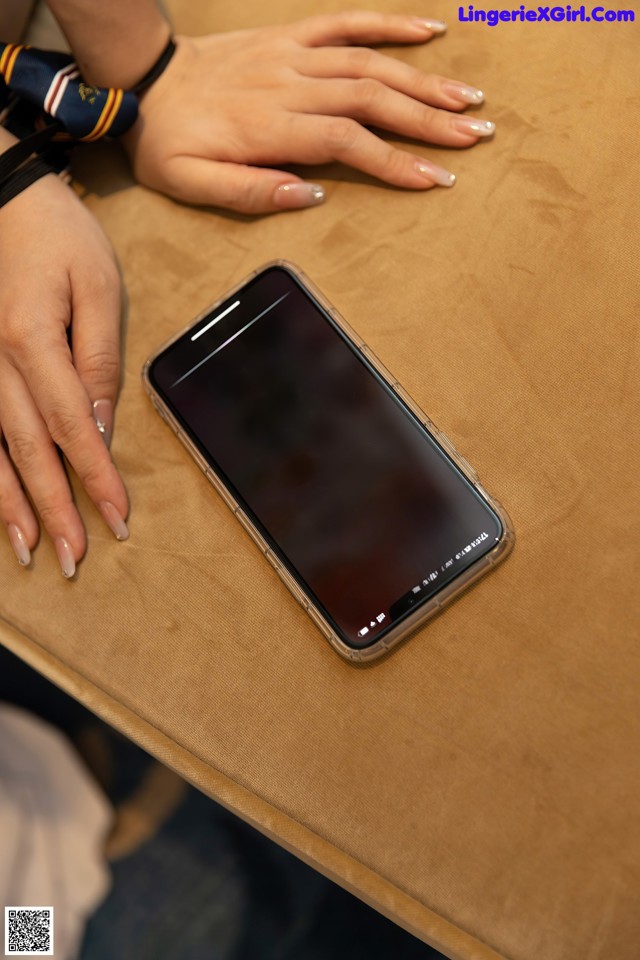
[
  {"x1": 274, "y1": 182, "x2": 325, "y2": 209},
  {"x1": 441, "y1": 81, "x2": 484, "y2": 104},
  {"x1": 453, "y1": 117, "x2": 496, "y2": 137},
  {"x1": 415, "y1": 159, "x2": 456, "y2": 187},
  {"x1": 412, "y1": 17, "x2": 447, "y2": 33},
  {"x1": 93, "y1": 398, "x2": 113, "y2": 448},
  {"x1": 8, "y1": 524, "x2": 31, "y2": 566},
  {"x1": 55, "y1": 537, "x2": 76, "y2": 578},
  {"x1": 99, "y1": 501, "x2": 129, "y2": 541}
]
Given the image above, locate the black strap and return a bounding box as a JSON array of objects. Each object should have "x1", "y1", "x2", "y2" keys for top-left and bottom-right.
[
  {"x1": 0, "y1": 155, "x2": 53, "y2": 208},
  {"x1": 0, "y1": 36, "x2": 175, "y2": 204},
  {"x1": 131, "y1": 37, "x2": 176, "y2": 94},
  {"x1": 0, "y1": 121, "x2": 61, "y2": 184}
]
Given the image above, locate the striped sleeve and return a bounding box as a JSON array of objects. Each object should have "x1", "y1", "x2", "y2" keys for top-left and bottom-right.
[{"x1": 0, "y1": 42, "x2": 138, "y2": 139}]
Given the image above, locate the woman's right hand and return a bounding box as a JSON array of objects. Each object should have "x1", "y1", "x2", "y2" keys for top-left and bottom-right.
[
  {"x1": 0, "y1": 172, "x2": 129, "y2": 577},
  {"x1": 123, "y1": 12, "x2": 495, "y2": 215}
]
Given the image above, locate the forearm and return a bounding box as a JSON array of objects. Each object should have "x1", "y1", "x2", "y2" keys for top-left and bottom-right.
[{"x1": 44, "y1": 0, "x2": 170, "y2": 88}]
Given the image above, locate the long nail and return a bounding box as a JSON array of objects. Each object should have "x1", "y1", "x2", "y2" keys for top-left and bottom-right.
[
  {"x1": 55, "y1": 537, "x2": 76, "y2": 578},
  {"x1": 453, "y1": 117, "x2": 496, "y2": 137},
  {"x1": 93, "y1": 398, "x2": 113, "y2": 448},
  {"x1": 412, "y1": 18, "x2": 447, "y2": 33},
  {"x1": 8, "y1": 524, "x2": 31, "y2": 566},
  {"x1": 274, "y1": 182, "x2": 325, "y2": 209},
  {"x1": 441, "y1": 81, "x2": 485, "y2": 105},
  {"x1": 99, "y1": 501, "x2": 129, "y2": 541},
  {"x1": 415, "y1": 159, "x2": 456, "y2": 187}
]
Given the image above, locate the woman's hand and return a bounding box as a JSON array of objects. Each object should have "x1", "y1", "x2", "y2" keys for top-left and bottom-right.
[
  {"x1": 124, "y1": 11, "x2": 495, "y2": 215},
  {"x1": 0, "y1": 174, "x2": 129, "y2": 576}
]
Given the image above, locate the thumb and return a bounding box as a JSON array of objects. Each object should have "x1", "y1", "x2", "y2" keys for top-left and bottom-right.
[{"x1": 159, "y1": 156, "x2": 326, "y2": 214}]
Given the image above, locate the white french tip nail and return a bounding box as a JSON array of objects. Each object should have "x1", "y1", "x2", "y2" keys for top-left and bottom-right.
[
  {"x1": 55, "y1": 537, "x2": 76, "y2": 578},
  {"x1": 8, "y1": 523, "x2": 31, "y2": 566},
  {"x1": 99, "y1": 501, "x2": 129, "y2": 541},
  {"x1": 415, "y1": 159, "x2": 456, "y2": 188},
  {"x1": 454, "y1": 118, "x2": 496, "y2": 137},
  {"x1": 93, "y1": 398, "x2": 113, "y2": 449},
  {"x1": 441, "y1": 82, "x2": 485, "y2": 105},
  {"x1": 274, "y1": 182, "x2": 325, "y2": 209},
  {"x1": 412, "y1": 18, "x2": 447, "y2": 33}
]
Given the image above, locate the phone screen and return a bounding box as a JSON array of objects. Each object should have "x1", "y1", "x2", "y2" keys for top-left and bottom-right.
[{"x1": 148, "y1": 265, "x2": 504, "y2": 650}]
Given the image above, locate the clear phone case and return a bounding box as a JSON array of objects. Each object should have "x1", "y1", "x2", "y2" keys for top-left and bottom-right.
[{"x1": 142, "y1": 260, "x2": 514, "y2": 662}]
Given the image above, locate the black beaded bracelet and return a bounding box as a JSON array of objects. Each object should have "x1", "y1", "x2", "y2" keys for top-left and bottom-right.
[
  {"x1": 0, "y1": 156, "x2": 53, "y2": 209},
  {"x1": 131, "y1": 36, "x2": 177, "y2": 94}
]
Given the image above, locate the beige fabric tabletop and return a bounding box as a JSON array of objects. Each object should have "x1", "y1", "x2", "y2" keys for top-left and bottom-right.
[{"x1": 1, "y1": 3, "x2": 639, "y2": 959}]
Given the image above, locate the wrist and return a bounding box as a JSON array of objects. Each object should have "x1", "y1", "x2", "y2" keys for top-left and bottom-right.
[
  {"x1": 0, "y1": 129, "x2": 57, "y2": 211},
  {"x1": 45, "y1": 0, "x2": 172, "y2": 89},
  {"x1": 131, "y1": 36, "x2": 176, "y2": 94},
  {"x1": 85, "y1": 22, "x2": 172, "y2": 89},
  {"x1": 0, "y1": 157, "x2": 54, "y2": 210}
]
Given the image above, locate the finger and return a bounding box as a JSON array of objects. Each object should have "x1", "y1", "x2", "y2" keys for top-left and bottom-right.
[
  {"x1": 289, "y1": 11, "x2": 446, "y2": 46},
  {"x1": 0, "y1": 426, "x2": 39, "y2": 566},
  {"x1": 293, "y1": 77, "x2": 496, "y2": 148},
  {"x1": 278, "y1": 114, "x2": 457, "y2": 188},
  {"x1": 70, "y1": 255, "x2": 122, "y2": 448},
  {"x1": 159, "y1": 157, "x2": 326, "y2": 214},
  {"x1": 16, "y1": 332, "x2": 129, "y2": 543},
  {"x1": 299, "y1": 48, "x2": 485, "y2": 110},
  {"x1": 71, "y1": 255, "x2": 122, "y2": 413},
  {"x1": 0, "y1": 366, "x2": 86, "y2": 576}
]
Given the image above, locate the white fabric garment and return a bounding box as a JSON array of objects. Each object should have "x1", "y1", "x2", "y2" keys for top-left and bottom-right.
[{"x1": 0, "y1": 705, "x2": 112, "y2": 960}]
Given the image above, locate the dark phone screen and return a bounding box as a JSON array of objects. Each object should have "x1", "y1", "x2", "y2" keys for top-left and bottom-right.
[{"x1": 149, "y1": 266, "x2": 503, "y2": 649}]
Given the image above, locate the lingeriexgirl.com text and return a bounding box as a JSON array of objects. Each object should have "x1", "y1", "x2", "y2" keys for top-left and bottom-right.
[{"x1": 458, "y1": 4, "x2": 635, "y2": 24}]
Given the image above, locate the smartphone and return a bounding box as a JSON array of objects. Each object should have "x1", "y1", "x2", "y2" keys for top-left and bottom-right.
[{"x1": 143, "y1": 262, "x2": 513, "y2": 662}]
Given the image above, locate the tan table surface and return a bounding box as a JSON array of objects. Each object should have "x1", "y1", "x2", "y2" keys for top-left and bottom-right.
[{"x1": 2, "y1": 3, "x2": 639, "y2": 959}]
